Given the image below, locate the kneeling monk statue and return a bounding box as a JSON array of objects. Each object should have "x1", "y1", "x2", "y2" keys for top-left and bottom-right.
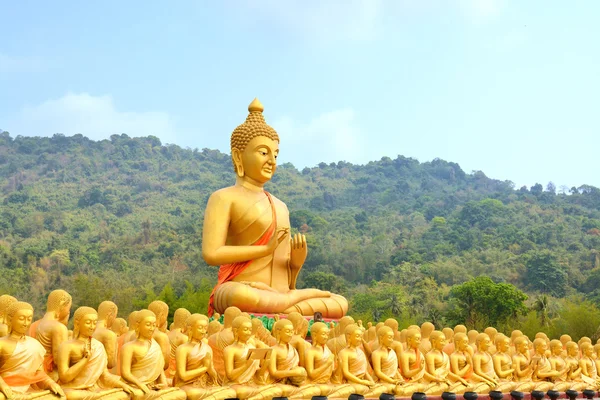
[{"x1": 202, "y1": 98, "x2": 348, "y2": 319}]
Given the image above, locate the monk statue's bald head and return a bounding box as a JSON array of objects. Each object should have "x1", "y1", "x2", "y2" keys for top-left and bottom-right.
[
  {"x1": 72, "y1": 306, "x2": 97, "y2": 339},
  {"x1": 47, "y1": 289, "x2": 71, "y2": 312},
  {"x1": 384, "y1": 318, "x2": 399, "y2": 332},
  {"x1": 0, "y1": 295, "x2": 17, "y2": 323},
  {"x1": 7, "y1": 301, "x2": 33, "y2": 335},
  {"x1": 173, "y1": 308, "x2": 191, "y2": 330},
  {"x1": 223, "y1": 307, "x2": 242, "y2": 328},
  {"x1": 421, "y1": 322, "x2": 435, "y2": 337}
]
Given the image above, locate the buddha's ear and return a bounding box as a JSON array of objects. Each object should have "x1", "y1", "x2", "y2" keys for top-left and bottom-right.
[{"x1": 232, "y1": 149, "x2": 244, "y2": 178}]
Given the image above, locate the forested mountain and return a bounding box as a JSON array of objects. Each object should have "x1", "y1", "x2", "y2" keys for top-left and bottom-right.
[{"x1": 2, "y1": 131, "x2": 600, "y2": 338}]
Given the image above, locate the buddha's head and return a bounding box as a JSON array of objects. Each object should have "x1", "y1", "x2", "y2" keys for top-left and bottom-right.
[
  {"x1": 287, "y1": 312, "x2": 303, "y2": 333},
  {"x1": 344, "y1": 324, "x2": 362, "y2": 347},
  {"x1": 6, "y1": 301, "x2": 33, "y2": 336},
  {"x1": 273, "y1": 319, "x2": 294, "y2": 344},
  {"x1": 476, "y1": 333, "x2": 491, "y2": 352},
  {"x1": 148, "y1": 300, "x2": 168, "y2": 330},
  {"x1": 454, "y1": 324, "x2": 467, "y2": 334},
  {"x1": 208, "y1": 319, "x2": 223, "y2": 336},
  {"x1": 0, "y1": 295, "x2": 17, "y2": 323},
  {"x1": 560, "y1": 334, "x2": 572, "y2": 346},
  {"x1": 510, "y1": 329, "x2": 523, "y2": 342},
  {"x1": 47, "y1": 289, "x2": 72, "y2": 324},
  {"x1": 442, "y1": 327, "x2": 454, "y2": 342},
  {"x1": 173, "y1": 308, "x2": 192, "y2": 331},
  {"x1": 421, "y1": 322, "x2": 435, "y2": 337},
  {"x1": 406, "y1": 328, "x2": 422, "y2": 350},
  {"x1": 378, "y1": 326, "x2": 395, "y2": 349},
  {"x1": 581, "y1": 342, "x2": 593, "y2": 357},
  {"x1": 384, "y1": 318, "x2": 399, "y2": 333},
  {"x1": 186, "y1": 314, "x2": 209, "y2": 342},
  {"x1": 251, "y1": 318, "x2": 262, "y2": 335},
  {"x1": 454, "y1": 332, "x2": 468, "y2": 351},
  {"x1": 98, "y1": 301, "x2": 118, "y2": 328},
  {"x1": 532, "y1": 337, "x2": 547, "y2": 355},
  {"x1": 135, "y1": 309, "x2": 157, "y2": 340},
  {"x1": 484, "y1": 326, "x2": 498, "y2": 341},
  {"x1": 468, "y1": 330, "x2": 479, "y2": 343},
  {"x1": 579, "y1": 336, "x2": 592, "y2": 347},
  {"x1": 549, "y1": 339, "x2": 562, "y2": 356},
  {"x1": 430, "y1": 330, "x2": 446, "y2": 350},
  {"x1": 496, "y1": 334, "x2": 511, "y2": 353},
  {"x1": 311, "y1": 322, "x2": 330, "y2": 346},
  {"x1": 232, "y1": 315, "x2": 252, "y2": 343},
  {"x1": 73, "y1": 306, "x2": 98, "y2": 339},
  {"x1": 514, "y1": 336, "x2": 529, "y2": 354},
  {"x1": 223, "y1": 306, "x2": 242, "y2": 329},
  {"x1": 594, "y1": 343, "x2": 600, "y2": 357},
  {"x1": 230, "y1": 99, "x2": 280, "y2": 184},
  {"x1": 112, "y1": 317, "x2": 128, "y2": 335},
  {"x1": 566, "y1": 341, "x2": 578, "y2": 357},
  {"x1": 128, "y1": 311, "x2": 139, "y2": 331}
]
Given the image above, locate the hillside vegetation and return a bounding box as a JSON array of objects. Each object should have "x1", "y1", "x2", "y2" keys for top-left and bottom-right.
[{"x1": 2, "y1": 131, "x2": 600, "y2": 338}]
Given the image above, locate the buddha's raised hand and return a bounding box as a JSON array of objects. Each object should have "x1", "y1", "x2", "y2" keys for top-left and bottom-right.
[{"x1": 290, "y1": 233, "x2": 307, "y2": 270}]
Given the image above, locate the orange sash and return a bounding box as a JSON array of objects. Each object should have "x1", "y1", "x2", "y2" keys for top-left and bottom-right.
[
  {"x1": 207, "y1": 191, "x2": 276, "y2": 317},
  {"x1": 2, "y1": 370, "x2": 47, "y2": 386},
  {"x1": 43, "y1": 354, "x2": 53, "y2": 373}
]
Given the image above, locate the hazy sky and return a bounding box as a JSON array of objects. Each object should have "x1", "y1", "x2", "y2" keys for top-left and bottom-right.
[{"x1": 1, "y1": 1, "x2": 598, "y2": 190}]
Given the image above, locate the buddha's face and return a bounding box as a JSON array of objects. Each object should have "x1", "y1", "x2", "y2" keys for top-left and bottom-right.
[
  {"x1": 478, "y1": 335, "x2": 491, "y2": 351},
  {"x1": 517, "y1": 341, "x2": 529, "y2": 354},
  {"x1": 191, "y1": 319, "x2": 208, "y2": 341},
  {"x1": 138, "y1": 316, "x2": 157, "y2": 340},
  {"x1": 236, "y1": 321, "x2": 253, "y2": 343},
  {"x1": 239, "y1": 136, "x2": 279, "y2": 184},
  {"x1": 314, "y1": 327, "x2": 330, "y2": 346},
  {"x1": 584, "y1": 346, "x2": 593, "y2": 357},
  {"x1": 78, "y1": 313, "x2": 98, "y2": 339},
  {"x1": 433, "y1": 336, "x2": 447, "y2": 350},
  {"x1": 11, "y1": 308, "x2": 33, "y2": 335},
  {"x1": 408, "y1": 333, "x2": 422, "y2": 349},
  {"x1": 279, "y1": 322, "x2": 294, "y2": 344},
  {"x1": 550, "y1": 343, "x2": 562, "y2": 356},
  {"x1": 535, "y1": 341, "x2": 547, "y2": 355},
  {"x1": 380, "y1": 331, "x2": 395, "y2": 348},
  {"x1": 497, "y1": 338, "x2": 510, "y2": 353},
  {"x1": 568, "y1": 345, "x2": 578, "y2": 357},
  {"x1": 457, "y1": 337, "x2": 469, "y2": 351}
]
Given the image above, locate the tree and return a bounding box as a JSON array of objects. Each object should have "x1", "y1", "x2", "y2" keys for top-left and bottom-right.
[
  {"x1": 524, "y1": 250, "x2": 568, "y2": 297},
  {"x1": 447, "y1": 276, "x2": 528, "y2": 330}
]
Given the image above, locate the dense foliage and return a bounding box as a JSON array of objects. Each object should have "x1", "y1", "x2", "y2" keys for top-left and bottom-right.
[{"x1": 1, "y1": 131, "x2": 600, "y2": 339}]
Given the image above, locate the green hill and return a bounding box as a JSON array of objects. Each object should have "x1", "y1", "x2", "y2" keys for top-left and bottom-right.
[{"x1": 2, "y1": 131, "x2": 600, "y2": 337}]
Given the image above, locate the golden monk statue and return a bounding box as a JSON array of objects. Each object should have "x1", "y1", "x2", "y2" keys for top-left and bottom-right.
[
  {"x1": 399, "y1": 328, "x2": 430, "y2": 394},
  {"x1": 297, "y1": 322, "x2": 354, "y2": 400},
  {"x1": 166, "y1": 308, "x2": 191, "y2": 382},
  {"x1": 0, "y1": 295, "x2": 17, "y2": 337},
  {"x1": 370, "y1": 326, "x2": 403, "y2": 395},
  {"x1": 424, "y1": 331, "x2": 470, "y2": 395},
  {"x1": 147, "y1": 301, "x2": 170, "y2": 370},
  {"x1": 119, "y1": 309, "x2": 185, "y2": 400},
  {"x1": 174, "y1": 314, "x2": 236, "y2": 400},
  {"x1": 223, "y1": 316, "x2": 283, "y2": 400},
  {"x1": 578, "y1": 342, "x2": 599, "y2": 389},
  {"x1": 56, "y1": 306, "x2": 132, "y2": 400},
  {"x1": 449, "y1": 333, "x2": 489, "y2": 393},
  {"x1": 491, "y1": 334, "x2": 518, "y2": 392},
  {"x1": 111, "y1": 318, "x2": 127, "y2": 337},
  {"x1": 263, "y1": 320, "x2": 320, "y2": 399},
  {"x1": 335, "y1": 324, "x2": 387, "y2": 398},
  {"x1": 285, "y1": 313, "x2": 309, "y2": 368},
  {"x1": 529, "y1": 337, "x2": 560, "y2": 392},
  {"x1": 93, "y1": 301, "x2": 119, "y2": 371},
  {"x1": 202, "y1": 98, "x2": 348, "y2": 318},
  {"x1": 208, "y1": 307, "x2": 242, "y2": 379},
  {"x1": 547, "y1": 339, "x2": 577, "y2": 391},
  {"x1": 0, "y1": 301, "x2": 65, "y2": 400},
  {"x1": 33, "y1": 290, "x2": 73, "y2": 380},
  {"x1": 326, "y1": 316, "x2": 355, "y2": 357},
  {"x1": 511, "y1": 336, "x2": 538, "y2": 392}
]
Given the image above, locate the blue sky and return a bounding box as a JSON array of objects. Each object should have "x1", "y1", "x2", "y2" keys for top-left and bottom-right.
[{"x1": 1, "y1": 1, "x2": 598, "y2": 190}]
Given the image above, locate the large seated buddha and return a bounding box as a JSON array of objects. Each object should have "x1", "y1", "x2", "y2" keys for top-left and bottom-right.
[{"x1": 202, "y1": 98, "x2": 348, "y2": 319}]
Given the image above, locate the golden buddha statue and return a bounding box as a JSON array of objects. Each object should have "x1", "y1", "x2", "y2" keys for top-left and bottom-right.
[
  {"x1": 491, "y1": 334, "x2": 518, "y2": 392},
  {"x1": 202, "y1": 98, "x2": 348, "y2": 318},
  {"x1": 33, "y1": 289, "x2": 73, "y2": 380},
  {"x1": 511, "y1": 336, "x2": 537, "y2": 392},
  {"x1": 560, "y1": 335, "x2": 572, "y2": 357},
  {"x1": 419, "y1": 322, "x2": 435, "y2": 355},
  {"x1": 449, "y1": 333, "x2": 489, "y2": 393},
  {"x1": 594, "y1": 344, "x2": 600, "y2": 376},
  {"x1": 93, "y1": 301, "x2": 119, "y2": 371},
  {"x1": 326, "y1": 316, "x2": 355, "y2": 357},
  {"x1": 484, "y1": 327, "x2": 498, "y2": 355},
  {"x1": 564, "y1": 341, "x2": 589, "y2": 389},
  {"x1": 578, "y1": 342, "x2": 599, "y2": 389},
  {"x1": 166, "y1": 308, "x2": 191, "y2": 382},
  {"x1": 285, "y1": 313, "x2": 309, "y2": 368},
  {"x1": 223, "y1": 316, "x2": 283, "y2": 400},
  {"x1": 147, "y1": 301, "x2": 170, "y2": 370},
  {"x1": 529, "y1": 337, "x2": 560, "y2": 392},
  {"x1": 0, "y1": 301, "x2": 65, "y2": 400},
  {"x1": 119, "y1": 309, "x2": 185, "y2": 400},
  {"x1": 335, "y1": 324, "x2": 387, "y2": 398},
  {"x1": 425, "y1": 331, "x2": 470, "y2": 395},
  {"x1": 0, "y1": 295, "x2": 17, "y2": 337},
  {"x1": 174, "y1": 314, "x2": 236, "y2": 400},
  {"x1": 548, "y1": 339, "x2": 578, "y2": 391},
  {"x1": 56, "y1": 306, "x2": 132, "y2": 400},
  {"x1": 297, "y1": 322, "x2": 354, "y2": 400},
  {"x1": 371, "y1": 326, "x2": 403, "y2": 393},
  {"x1": 208, "y1": 306, "x2": 242, "y2": 380},
  {"x1": 398, "y1": 328, "x2": 429, "y2": 394},
  {"x1": 207, "y1": 317, "x2": 222, "y2": 339},
  {"x1": 468, "y1": 330, "x2": 479, "y2": 353},
  {"x1": 263, "y1": 320, "x2": 320, "y2": 399}
]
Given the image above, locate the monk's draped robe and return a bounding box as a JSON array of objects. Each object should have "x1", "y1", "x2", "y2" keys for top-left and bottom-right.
[
  {"x1": 375, "y1": 349, "x2": 402, "y2": 382},
  {"x1": 207, "y1": 329, "x2": 234, "y2": 380},
  {"x1": 35, "y1": 328, "x2": 58, "y2": 382},
  {"x1": 334, "y1": 348, "x2": 387, "y2": 398},
  {"x1": 223, "y1": 343, "x2": 282, "y2": 400},
  {"x1": 580, "y1": 356, "x2": 599, "y2": 390},
  {"x1": 511, "y1": 355, "x2": 537, "y2": 393},
  {"x1": 128, "y1": 339, "x2": 185, "y2": 400},
  {"x1": 425, "y1": 351, "x2": 470, "y2": 394},
  {"x1": 165, "y1": 337, "x2": 179, "y2": 383},
  {"x1": 302, "y1": 346, "x2": 354, "y2": 399},
  {"x1": 0, "y1": 337, "x2": 58, "y2": 400},
  {"x1": 529, "y1": 355, "x2": 558, "y2": 392},
  {"x1": 173, "y1": 342, "x2": 235, "y2": 400},
  {"x1": 60, "y1": 338, "x2": 128, "y2": 400},
  {"x1": 263, "y1": 345, "x2": 321, "y2": 398},
  {"x1": 477, "y1": 352, "x2": 515, "y2": 393}
]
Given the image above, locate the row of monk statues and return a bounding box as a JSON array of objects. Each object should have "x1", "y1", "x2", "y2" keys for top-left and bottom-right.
[{"x1": 2, "y1": 290, "x2": 600, "y2": 400}]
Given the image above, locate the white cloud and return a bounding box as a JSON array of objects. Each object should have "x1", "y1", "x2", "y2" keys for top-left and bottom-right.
[
  {"x1": 6, "y1": 93, "x2": 176, "y2": 142},
  {"x1": 273, "y1": 108, "x2": 366, "y2": 168},
  {"x1": 236, "y1": 0, "x2": 384, "y2": 43}
]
